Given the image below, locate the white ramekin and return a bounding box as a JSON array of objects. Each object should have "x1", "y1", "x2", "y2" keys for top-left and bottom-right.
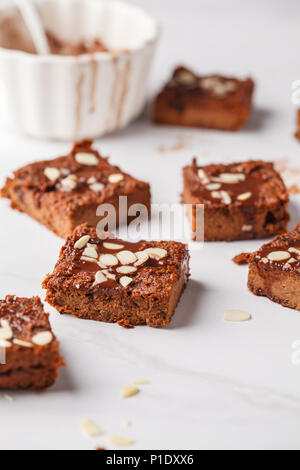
[{"x1": 0, "y1": 0, "x2": 159, "y2": 140}]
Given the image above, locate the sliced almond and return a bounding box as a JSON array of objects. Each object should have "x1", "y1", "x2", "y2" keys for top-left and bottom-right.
[
  {"x1": 117, "y1": 266, "x2": 137, "y2": 274},
  {"x1": 288, "y1": 247, "x2": 300, "y2": 255},
  {"x1": 0, "y1": 339, "x2": 11, "y2": 348},
  {"x1": 176, "y1": 70, "x2": 196, "y2": 85},
  {"x1": 81, "y1": 255, "x2": 98, "y2": 263},
  {"x1": 108, "y1": 174, "x2": 124, "y2": 184},
  {"x1": 242, "y1": 225, "x2": 253, "y2": 232},
  {"x1": 212, "y1": 173, "x2": 245, "y2": 184},
  {"x1": 117, "y1": 250, "x2": 137, "y2": 265},
  {"x1": 94, "y1": 271, "x2": 107, "y2": 286},
  {"x1": 90, "y1": 182, "x2": 104, "y2": 192},
  {"x1": 287, "y1": 257, "x2": 297, "y2": 264},
  {"x1": 44, "y1": 167, "x2": 60, "y2": 182},
  {"x1": 83, "y1": 246, "x2": 98, "y2": 259},
  {"x1": 144, "y1": 247, "x2": 168, "y2": 260},
  {"x1": 206, "y1": 183, "x2": 221, "y2": 191},
  {"x1": 0, "y1": 319, "x2": 9, "y2": 328},
  {"x1": 60, "y1": 168, "x2": 70, "y2": 177},
  {"x1": 0, "y1": 327, "x2": 13, "y2": 340},
  {"x1": 108, "y1": 435, "x2": 134, "y2": 447},
  {"x1": 74, "y1": 235, "x2": 90, "y2": 250},
  {"x1": 237, "y1": 192, "x2": 252, "y2": 201},
  {"x1": 4, "y1": 394, "x2": 14, "y2": 402},
  {"x1": 32, "y1": 331, "x2": 53, "y2": 346},
  {"x1": 267, "y1": 251, "x2": 291, "y2": 262},
  {"x1": 220, "y1": 191, "x2": 232, "y2": 205},
  {"x1": 61, "y1": 174, "x2": 77, "y2": 191},
  {"x1": 99, "y1": 254, "x2": 118, "y2": 267},
  {"x1": 87, "y1": 176, "x2": 97, "y2": 184},
  {"x1": 75, "y1": 152, "x2": 99, "y2": 166},
  {"x1": 13, "y1": 339, "x2": 32, "y2": 348},
  {"x1": 119, "y1": 276, "x2": 133, "y2": 288},
  {"x1": 134, "y1": 251, "x2": 149, "y2": 266},
  {"x1": 121, "y1": 385, "x2": 139, "y2": 398},
  {"x1": 134, "y1": 379, "x2": 149, "y2": 385},
  {"x1": 81, "y1": 419, "x2": 103, "y2": 437},
  {"x1": 103, "y1": 242, "x2": 125, "y2": 251},
  {"x1": 101, "y1": 270, "x2": 116, "y2": 280},
  {"x1": 198, "y1": 169, "x2": 210, "y2": 184},
  {"x1": 211, "y1": 191, "x2": 222, "y2": 199},
  {"x1": 225, "y1": 309, "x2": 251, "y2": 322}
]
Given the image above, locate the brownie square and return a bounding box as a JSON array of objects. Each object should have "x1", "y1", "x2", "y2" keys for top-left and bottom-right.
[
  {"x1": 0, "y1": 296, "x2": 63, "y2": 390},
  {"x1": 182, "y1": 159, "x2": 290, "y2": 241},
  {"x1": 248, "y1": 223, "x2": 300, "y2": 310},
  {"x1": 153, "y1": 66, "x2": 254, "y2": 131},
  {"x1": 43, "y1": 224, "x2": 190, "y2": 328},
  {"x1": 1, "y1": 140, "x2": 151, "y2": 239}
]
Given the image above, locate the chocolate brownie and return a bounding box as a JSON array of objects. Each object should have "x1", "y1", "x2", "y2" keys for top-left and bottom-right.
[
  {"x1": 248, "y1": 223, "x2": 300, "y2": 310},
  {"x1": 43, "y1": 224, "x2": 190, "y2": 328},
  {"x1": 182, "y1": 159, "x2": 290, "y2": 241},
  {"x1": 1, "y1": 140, "x2": 151, "y2": 238},
  {"x1": 0, "y1": 296, "x2": 63, "y2": 390},
  {"x1": 153, "y1": 66, "x2": 254, "y2": 131}
]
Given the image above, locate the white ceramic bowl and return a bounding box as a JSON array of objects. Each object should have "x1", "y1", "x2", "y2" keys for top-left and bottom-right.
[{"x1": 0, "y1": 0, "x2": 159, "y2": 140}]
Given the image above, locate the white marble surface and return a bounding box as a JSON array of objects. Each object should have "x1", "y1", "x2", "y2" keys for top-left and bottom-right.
[{"x1": 0, "y1": 0, "x2": 300, "y2": 450}]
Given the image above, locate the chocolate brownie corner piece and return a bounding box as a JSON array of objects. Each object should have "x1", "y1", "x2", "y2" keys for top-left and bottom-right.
[
  {"x1": 153, "y1": 66, "x2": 254, "y2": 131},
  {"x1": 43, "y1": 224, "x2": 190, "y2": 328},
  {"x1": 0, "y1": 296, "x2": 63, "y2": 390},
  {"x1": 248, "y1": 224, "x2": 300, "y2": 310},
  {"x1": 0, "y1": 140, "x2": 151, "y2": 239},
  {"x1": 182, "y1": 159, "x2": 289, "y2": 241}
]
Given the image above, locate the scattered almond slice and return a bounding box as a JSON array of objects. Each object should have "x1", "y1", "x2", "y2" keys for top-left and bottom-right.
[
  {"x1": 90, "y1": 182, "x2": 104, "y2": 192},
  {"x1": 81, "y1": 255, "x2": 98, "y2": 263},
  {"x1": 61, "y1": 174, "x2": 77, "y2": 191},
  {"x1": 99, "y1": 254, "x2": 118, "y2": 267},
  {"x1": 117, "y1": 250, "x2": 137, "y2": 265},
  {"x1": 75, "y1": 152, "x2": 99, "y2": 166},
  {"x1": 212, "y1": 173, "x2": 245, "y2": 184},
  {"x1": 198, "y1": 169, "x2": 210, "y2": 184},
  {"x1": 101, "y1": 270, "x2": 116, "y2": 280},
  {"x1": 87, "y1": 176, "x2": 97, "y2": 184},
  {"x1": 74, "y1": 235, "x2": 90, "y2": 249},
  {"x1": 121, "y1": 385, "x2": 139, "y2": 398},
  {"x1": 4, "y1": 394, "x2": 14, "y2": 402},
  {"x1": 103, "y1": 242, "x2": 125, "y2": 250},
  {"x1": 211, "y1": 191, "x2": 221, "y2": 199},
  {"x1": 267, "y1": 251, "x2": 291, "y2": 261},
  {"x1": 83, "y1": 246, "x2": 98, "y2": 259},
  {"x1": 144, "y1": 247, "x2": 167, "y2": 260},
  {"x1": 225, "y1": 310, "x2": 251, "y2": 322},
  {"x1": 288, "y1": 247, "x2": 300, "y2": 255},
  {"x1": 32, "y1": 331, "x2": 53, "y2": 346},
  {"x1": 108, "y1": 174, "x2": 124, "y2": 184},
  {"x1": 176, "y1": 70, "x2": 196, "y2": 85},
  {"x1": 220, "y1": 191, "x2": 232, "y2": 205},
  {"x1": 0, "y1": 319, "x2": 9, "y2": 328},
  {"x1": 206, "y1": 183, "x2": 221, "y2": 191},
  {"x1": 134, "y1": 251, "x2": 149, "y2": 266},
  {"x1": 117, "y1": 266, "x2": 137, "y2": 274},
  {"x1": 0, "y1": 339, "x2": 11, "y2": 348},
  {"x1": 242, "y1": 225, "x2": 253, "y2": 232},
  {"x1": 44, "y1": 167, "x2": 60, "y2": 182},
  {"x1": 0, "y1": 326, "x2": 13, "y2": 340},
  {"x1": 108, "y1": 435, "x2": 134, "y2": 447},
  {"x1": 133, "y1": 379, "x2": 149, "y2": 385},
  {"x1": 94, "y1": 271, "x2": 107, "y2": 286},
  {"x1": 81, "y1": 419, "x2": 103, "y2": 437},
  {"x1": 237, "y1": 192, "x2": 252, "y2": 201},
  {"x1": 119, "y1": 276, "x2": 133, "y2": 288},
  {"x1": 13, "y1": 339, "x2": 33, "y2": 348}
]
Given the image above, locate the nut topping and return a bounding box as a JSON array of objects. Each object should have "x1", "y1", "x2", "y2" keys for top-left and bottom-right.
[
  {"x1": 267, "y1": 251, "x2": 291, "y2": 261},
  {"x1": 117, "y1": 266, "x2": 137, "y2": 274},
  {"x1": 0, "y1": 326, "x2": 13, "y2": 340},
  {"x1": 60, "y1": 174, "x2": 77, "y2": 191},
  {"x1": 103, "y1": 242, "x2": 125, "y2": 250},
  {"x1": 0, "y1": 339, "x2": 11, "y2": 348},
  {"x1": 242, "y1": 225, "x2": 253, "y2": 232},
  {"x1": 13, "y1": 339, "x2": 32, "y2": 348},
  {"x1": 94, "y1": 271, "x2": 107, "y2": 286},
  {"x1": 220, "y1": 191, "x2": 232, "y2": 205},
  {"x1": 83, "y1": 245, "x2": 98, "y2": 259},
  {"x1": 81, "y1": 419, "x2": 103, "y2": 437},
  {"x1": 117, "y1": 251, "x2": 137, "y2": 265},
  {"x1": 119, "y1": 276, "x2": 133, "y2": 288},
  {"x1": 206, "y1": 183, "x2": 221, "y2": 191},
  {"x1": 32, "y1": 331, "x2": 53, "y2": 346},
  {"x1": 44, "y1": 167, "x2": 60, "y2": 182},
  {"x1": 108, "y1": 435, "x2": 134, "y2": 447},
  {"x1": 75, "y1": 152, "x2": 99, "y2": 166},
  {"x1": 90, "y1": 182, "x2": 104, "y2": 192},
  {"x1": 237, "y1": 192, "x2": 252, "y2": 201},
  {"x1": 134, "y1": 251, "x2": 149, "y2": 266},
  {"x1": 87, "y1": 176, "x2": 97, "y2": 184},
  {"x1": 144, "y1": 247, "x2": 168, "y2": 260},
  {"x1": 99, "y1": 254, "x2": 118, "y2": 267},
  {"x1": 225, "y1": 309, "x2": 251, "y2": 322},
  {"x1": 101, "y1": 270, "x2": 116, "y2": 280},
  {"x1": 212, "y1": 173, "x2": 245, "y2": 184},
  {"x1": 198, "y1": 169, "x2": 210, "y2": 184},
  {"x1": 121, "y1": 385, "x2": 140, "y2": 398},
  {"x1": 288, "y1": 247, "x2": 300, "y2": 255},
  {"x1": 176, "y1": 70, "x2": 196, "y2": 86},
  {"x1": 74, "y1": 235, "x2": 90, "y2": 250},
  {"x1": 108, "y1": 174, "x2": 124, "y2": 184}
]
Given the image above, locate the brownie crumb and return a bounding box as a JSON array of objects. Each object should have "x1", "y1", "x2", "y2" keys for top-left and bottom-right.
[
  {"x1": 117, "y1": 320, "x2": 135, "y2": 329},
  {"x1": 232, "y1": 252, "x2": 251, "y2": 265}
]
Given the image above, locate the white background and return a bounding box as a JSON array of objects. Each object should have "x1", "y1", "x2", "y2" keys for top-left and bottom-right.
[{"x1": 0, "y1": 0, "x2": 300, "y2": 450}]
